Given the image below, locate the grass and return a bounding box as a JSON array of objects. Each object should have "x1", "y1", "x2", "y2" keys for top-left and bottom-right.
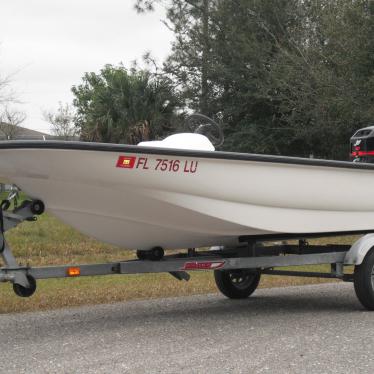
[{"x1": 0, "y1": 208, "x2": 358, "y2": 314}]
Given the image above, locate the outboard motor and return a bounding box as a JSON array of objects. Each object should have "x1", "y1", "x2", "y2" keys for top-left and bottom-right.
[{"x1": 350, "y1": 126, "x2": 374, "y2": 163}]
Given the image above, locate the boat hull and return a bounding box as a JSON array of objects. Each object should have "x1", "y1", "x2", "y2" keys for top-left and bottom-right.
[{"x1": 0, "y1": 141, "x2": 374, "y2": 250}]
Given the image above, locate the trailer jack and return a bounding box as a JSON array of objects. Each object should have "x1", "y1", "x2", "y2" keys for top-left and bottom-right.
[{"x1": 0, "y1": 199, "x2": 44, "y2": 296}]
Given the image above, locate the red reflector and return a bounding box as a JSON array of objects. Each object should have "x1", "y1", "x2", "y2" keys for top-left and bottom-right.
[
  {"x1": 116, "y1": 156, "x2": 136, "y2": 169},
  {"x1": 67, "y1": 267, "x2": 81, "y2": 277},
  {"x1": 181, "y1": 261, "x2": 225, "y2": 271},
  {"x1": 351, "y1": 151, "x2": 374, "y2": 157},
  {"x1": 355, "y1": 146, "x2": 361, "y2": 151},
  {"x1": 359, "y1": 151, "x2": 374, "y2": 156}
]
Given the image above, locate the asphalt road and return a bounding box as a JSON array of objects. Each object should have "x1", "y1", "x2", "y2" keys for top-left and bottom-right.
[{"x1": 1, "y1": 283, "x2": 374, "y2": 374}]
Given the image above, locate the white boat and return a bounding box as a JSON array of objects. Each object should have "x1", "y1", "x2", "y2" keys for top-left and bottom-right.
[{"x1": 0, "y1": 134, "x2": 373, "y2": 251}]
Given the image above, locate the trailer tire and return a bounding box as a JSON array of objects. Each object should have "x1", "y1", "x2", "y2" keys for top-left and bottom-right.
[
  {"x1": 354, "y1": 248, "x2": 374, "y2": 310},
  {"x1": 214, "y1": 269, "x2": 261, "y2": 299},
  {"x1": 13, "y1": 275, "x2": 37, "y2": 298}
]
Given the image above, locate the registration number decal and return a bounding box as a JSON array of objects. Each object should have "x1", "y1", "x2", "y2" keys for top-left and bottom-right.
[{"x1": 116, "y1": 156, "x2": 198, "y2": 173}]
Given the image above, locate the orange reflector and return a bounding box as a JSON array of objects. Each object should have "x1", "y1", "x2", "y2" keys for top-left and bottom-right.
[{"x1": 67, "y1": 267, "x2": 81, "y2": 277}]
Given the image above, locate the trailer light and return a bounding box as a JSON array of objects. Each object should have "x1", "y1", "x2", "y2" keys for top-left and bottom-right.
[
  {"x1": 351, "y1": 151, "x2": 374, "y2": 157},
  {"x1": 181, "y1": 261, "x2": 225, "y2": 271},
  {"x1": 357, "y1": 151, "x2": 374, "y2": 156},
  {"x1": 67, "y1": 267, "x2": 81, "y2": 277}
]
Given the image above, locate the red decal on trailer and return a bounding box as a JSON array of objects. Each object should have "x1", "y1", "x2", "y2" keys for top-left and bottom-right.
[
  {"x1": 181, "y1": 261, "x2": 225, "y2": 271},
  {"x1": 116, "y1": 156, "x2": 136, "y2": 169}
]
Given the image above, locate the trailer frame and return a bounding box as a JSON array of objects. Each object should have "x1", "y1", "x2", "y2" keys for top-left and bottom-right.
[{"x1": 0, "y1": 198, "x2": 374, "y2": 308}]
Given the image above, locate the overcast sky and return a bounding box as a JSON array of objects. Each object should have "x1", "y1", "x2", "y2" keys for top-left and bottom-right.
[{"x1": 0, "y1": 0, "x2": 173, "y2": 133}]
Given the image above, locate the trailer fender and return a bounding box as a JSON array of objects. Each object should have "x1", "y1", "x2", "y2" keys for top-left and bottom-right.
[{"x1": 344, "y1": 234, "x2": 374, "y2": 265}]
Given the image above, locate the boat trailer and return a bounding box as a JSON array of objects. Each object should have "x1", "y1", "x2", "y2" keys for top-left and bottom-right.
[{"x1": 2, "y1": 198, "x2": 374, "y2": 310}]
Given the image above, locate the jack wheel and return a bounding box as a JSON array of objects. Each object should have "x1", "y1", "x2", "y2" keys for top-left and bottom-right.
[
  {"x1": 30, "y1": 200, "x2": 45, "y2": 215},
  {"x1": 214, "y1": 269, "x2": 261, "y2": 299},
  {"x1": 13, "y1": 275, "x2": 37, "y2": 298},
  {"x1": 0, "y1": 200, "x2": 10, "y2": 210}
]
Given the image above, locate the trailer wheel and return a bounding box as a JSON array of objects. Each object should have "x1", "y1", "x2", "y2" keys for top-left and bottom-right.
[
  {"x1": 214, "y1": 269, "x2": 261, "y2": 299},
  {"x1": 1, "y1": 200, "x2": 10, "y2": 211},
  {"x1": 354, "y1": 248, "x2": 374, "y2": 310},
  {"x1": 13, "y1": 275, "x2": 37, "y2": 298}
]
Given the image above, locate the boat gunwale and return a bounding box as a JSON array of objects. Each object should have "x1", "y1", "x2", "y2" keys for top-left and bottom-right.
[{"x1": 0, "y1": 140, "x2": 372, "y2": 170}]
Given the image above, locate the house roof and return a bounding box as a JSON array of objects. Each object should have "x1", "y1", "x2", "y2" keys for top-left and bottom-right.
[
  {"x1": 0, "y1": 123, "x2": 49, "y2": 140},
  {"x1": 0, "y1": 122, "x2": 80, "y2": 141}
]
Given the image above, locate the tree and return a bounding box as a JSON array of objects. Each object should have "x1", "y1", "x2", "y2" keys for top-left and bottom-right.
[
  {"x1": 136, "y1": 0, "x2": 374, "y2": 159},
  {"x1": 135, "y1": 0, "x2": 304, "y2": 151},
  {"x1": 0, "y1": 54, "x2": 26, "y2": 140},
  {"x1": 0, "y1": 106, "x2": 26, "y2": 139},
  {"x1": 43, "y1": 102, "x2": 78, "y2": 140},
  {"x1": 267, "y1": 0, "x2": 374, "y2": 159},
  {"x1": 71, "y1": 64, "x2": 181, "y2": 143},
  {"x1": 207, "y1": 0, "x2": 304, "y2": 154},
  {"x1": 136, "y1": 1, "x2": 216, "y2": 115},
  {"x1": 0, "y1": 72, "x2": 14, "y2": 106}
]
